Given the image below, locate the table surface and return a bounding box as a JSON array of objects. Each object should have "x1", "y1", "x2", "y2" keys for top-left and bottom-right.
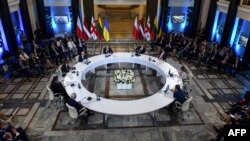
[{"x1": 64, "y1": 52, "x2": 182, "y2": 115}]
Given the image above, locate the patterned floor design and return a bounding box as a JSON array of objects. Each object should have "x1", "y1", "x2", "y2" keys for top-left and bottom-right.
[{"x1": 0, "y1": 44, "x2": 249, "y2": 141}]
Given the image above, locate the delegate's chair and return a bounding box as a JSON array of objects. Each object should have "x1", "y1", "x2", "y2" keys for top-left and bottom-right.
[
  {"x1": 47, "y1": 85, "x2": 63, "y2": 109},
  {"x1": 75, "y1": 55, "x2": 79, "y2": 63},
  {"x1": 183, "y1": 71, "x2": 193, "y2": 85},
  {"x1": 56, "y1": 65, "x2": 67, "y2": 81},
  {"x1": 174, "y1": 96, "x2": 193, "y2": 121},
  {"x1": 65, "y1": 103, "x2": 88, "y2": 125}
]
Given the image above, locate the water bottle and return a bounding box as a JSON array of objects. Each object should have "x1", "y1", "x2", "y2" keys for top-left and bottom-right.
[{"x1": 96, "y1": 95, "x2": 100, "y2": 101}]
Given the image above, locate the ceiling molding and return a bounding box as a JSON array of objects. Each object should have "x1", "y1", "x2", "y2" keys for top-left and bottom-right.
[
  {"x1": 237, "y1": 6, "x2": 250, "y2": 21},
  {"x1": 8, "y1": 0, "x2": 20, "y2": 12},
  {"x1": 217, "y1": 0, "x2": 229, "y2": 13}
]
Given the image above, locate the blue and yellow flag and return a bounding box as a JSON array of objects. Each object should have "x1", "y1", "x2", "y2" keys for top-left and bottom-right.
[
  {"x1": 103, "y1": 17, "x2": 110, "y2": 41},
  {"x1": 159, "y1": 16, "x2": 164, "y2": 36}
]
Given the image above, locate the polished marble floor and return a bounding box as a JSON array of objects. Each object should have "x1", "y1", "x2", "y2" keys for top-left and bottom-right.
[{"x1": 0, "y1": 44, "x2": 249, "y2": 141}]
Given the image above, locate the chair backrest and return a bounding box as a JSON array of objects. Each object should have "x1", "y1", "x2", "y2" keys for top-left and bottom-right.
[
  {"x1": 181, "y1": 96, "x2": 193, "y2": 112},
  {"x1": 188, "y1": 72, "x2": 193, "y2": 81},
  {"x1": 66, "y1": 103, "x2": 79, "y2": 119},
  {"x1": 75, "y1": 55, "x2": 79, "y2": 63},
  {"x1": 56, "y1": 65, "x2": 63, "y2": 78},
  {"x1": 46, "y1": 85, "x2": 55, "y2": 101}
]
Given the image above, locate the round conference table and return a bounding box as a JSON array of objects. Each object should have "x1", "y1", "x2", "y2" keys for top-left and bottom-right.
[{"x1": 64, "y1": 52, "x2": 182, "y2": 125}]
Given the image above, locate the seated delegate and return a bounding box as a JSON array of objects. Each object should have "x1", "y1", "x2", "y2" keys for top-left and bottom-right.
[
  {"x1": 67, "y1": 93, "x2": 93, "y2": 116},
  {"x1": 78, "y1": 51, "x2": 88, "y2": 62},
  {"x1": 135, "y1": 45, "x2": 146, "y2": 55},
  {"x1": 61, "y1": 59, "x2": 71, "y2": 77},
  {"x1": 168, "y1": 84, "x2": 187, "y2": 112},
  {"x1": 103, "y1": 45, "x2": 113, "y2": 55}
]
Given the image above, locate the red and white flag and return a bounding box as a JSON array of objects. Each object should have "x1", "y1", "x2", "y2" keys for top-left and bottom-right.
[
  {"x1": 144, "y1": 16, "x2": 152, "y2": 41},
  {"x1": 139, "y1": 19, "x2": 145, "y2": 40},
  {"x1": 133, "y1": 16, "x2": 139, "y2": 40},
  {"x1": 82, "y1": 16, "x2": 92, "y2": 40},
  {"x1": 90, "y1": 16, "x2": 98, "y2": 40},
  {"x1": 76, "y1": 16, "x2": 84, "y2": 39}
]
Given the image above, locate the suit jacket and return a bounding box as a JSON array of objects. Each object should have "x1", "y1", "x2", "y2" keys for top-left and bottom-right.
[
  {"x1": 174, "y1": 90, "x2": 186, "y2": 104},
  {"x1": 135, "y1": 46, "x2": 146, "y2": 54},
  {"x1": 158, "y1": 51, "x2": 167, "y2": 60},
  {"x1": 50, "y1": 80, "x2": 69, "y2": 100},
  {"x1": 61, "y1": 64, "x2": 70, "y2": 77},
  {"x1": 78, "y1": 55, "x2": 88, "y2": 62},
  {"x1": 103, "y1": 47, "x2": 113, "y2": 54},
  {"x1": 29, "y1": 57, "x2": 40, "y2": 68},
  {"x1": 67, "y1": 98, "x2": 83, "y2": 114}
]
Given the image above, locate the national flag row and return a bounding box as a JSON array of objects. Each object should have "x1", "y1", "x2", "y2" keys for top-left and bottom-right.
[
  {"x1": 133, "y1": 16, "x2": 164, "y2": 41},
  {"x1": 76, "y1": 15, "x2": 110, "y2": 41},
  {"x1": 76, "y1": 15, "x2": 164, "y2": 42}
]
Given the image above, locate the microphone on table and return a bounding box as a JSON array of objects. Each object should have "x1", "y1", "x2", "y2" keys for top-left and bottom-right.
[
  {"x1": 164, "y1": 84, "x2": 169, "y2": 93},
  {"x1": 169, "y1": 69, "x2": 173, "y2": 77},
  {"x1": 86, "y1": 58, "x2": 91, "y2": 65},
  {"x1": 96, "y1": 95, "x2": 100, "y2": 101}
]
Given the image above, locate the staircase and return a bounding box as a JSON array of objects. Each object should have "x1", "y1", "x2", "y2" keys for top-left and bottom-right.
[{"x1": 101, "y1": 10, "x2": 134, "y2": 40}]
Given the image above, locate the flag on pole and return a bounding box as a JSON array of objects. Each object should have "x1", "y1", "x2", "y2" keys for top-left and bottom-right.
[
  {"x1": 97, "y1": 16, "x2": 103, "y2": 40},
  {"x1": 144, "y1": 16, "x2": 152, "y2": 41},
  {"x1": 76, "y1": 16, "x2": 84, "y2": 39},
  {"x1": 90, "y1": 16, "x2": 98, "y2": 40},
  {"x1": 152, "y1": 16, "x2": 158, "y2": 40},
  {"x1": 133, "y1": 16, "x2": 139, "y2": 40},
  {"x1": 103, "y1": 17, "x2": 110, "y2": 42},
  {"x1": 159, "y1": 16, "x2": 164, "y2": 36},
  {"x1": 82, "y1": 16, "x2": 92, "y2": 40},
  {"x1": 138, "y1": 18, "x2": 145, "y2": 40}
]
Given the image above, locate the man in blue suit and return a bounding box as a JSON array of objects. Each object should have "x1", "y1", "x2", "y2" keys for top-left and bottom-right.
[{"x1": 168, "y1": 84, "x2": 187, "y2": 112}]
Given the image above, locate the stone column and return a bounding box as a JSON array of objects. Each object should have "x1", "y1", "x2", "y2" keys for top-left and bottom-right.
[
  {"x1": 0, "y1": 0, "x2": 19, "y2": 55},
  {"x1": 156, "y1": 0, "x2": 161, "y2": 23},
  {"x1": 199, "y1": 0, "x2": 211, "y2": 28}
]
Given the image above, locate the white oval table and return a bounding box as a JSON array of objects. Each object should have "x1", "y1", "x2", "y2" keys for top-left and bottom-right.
[{"x1": 64, "y1": 52, "x2": 182, "y2": 125}]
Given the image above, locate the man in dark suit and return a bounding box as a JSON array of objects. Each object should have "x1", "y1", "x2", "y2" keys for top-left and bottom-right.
[
  {"x1": 50, "y1": 76, "x2": 70, "y2": 102},
  {"x1": 135, "y1": 45, "x2": 146, "y2": 55},
  {"x1": 150, "y1": 35, "x2": 164, "y2": 51},
  {"x1": 103, "y1": 45, "x2": 113, "y2": 54},
  {"x1": 76, "y1": 38, "x2": 87, "y2": 54},
  {"x1": 78, "y1": 51, "x2": 88, "y2": 62},
  {"x1": 103, "y1": 45, "x2": 113, "y2": 66},
  {"x1": 61, "y1": 59, "x2": 70, "y2": 77},
  {"x1": 168, "y1": 84, "x2": 187, "y2": 112},
  {"x1": 229, "y1": 56, "x2": 241, "y2": 77},
  {"x1": 158, "y1": 48, "x2": 168, "y2": 61},
  {"x1": 67, "y1": 93, "x2": 93, "y2": 116}
]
